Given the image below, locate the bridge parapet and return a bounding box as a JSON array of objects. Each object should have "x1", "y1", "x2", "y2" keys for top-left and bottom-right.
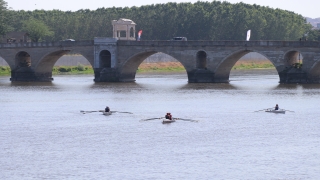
[
  {"x1": 0, "y1": 40, "x2": 94, "y2": 48},
  {"x1": 116, "y1": 40, "x2": 320, "y2": 48}
]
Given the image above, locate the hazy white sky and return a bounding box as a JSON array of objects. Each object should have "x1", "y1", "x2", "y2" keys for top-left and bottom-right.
[{"x1": 5, "y1": 0, "x2": 319, "y2": 18}]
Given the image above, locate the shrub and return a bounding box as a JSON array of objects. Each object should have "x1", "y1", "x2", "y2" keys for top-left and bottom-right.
[
  {"x1": 58, "y1": 66, "x2": 71, "y2": 72},
  {"x1": 77, "y1": 63, "x2": 85, "y2": 71}
]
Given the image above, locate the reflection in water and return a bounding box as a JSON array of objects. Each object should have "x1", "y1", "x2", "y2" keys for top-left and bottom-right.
[
  {"x1": 10, "y1": 81, "x2": 54, "y2": 87},
  {"x1": 1, "y1": 70, "x2": 320, "y2": 179},
  {"x1": 90, "y1": 81, "x2": 144, "y2": 91},
  {"x1": 180, "y1": 82, "x2": 238, "y2": 90},
  {"x1": 275, "y1": 83, "x2": 320, "y2": 90}
]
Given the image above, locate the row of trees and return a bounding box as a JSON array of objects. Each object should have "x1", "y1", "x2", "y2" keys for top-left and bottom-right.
[
  {"x1": 1, "y1": 0, "x2": 319, "y2": 42},
  {"x1": 0, "y1": 0, "x2": 12, "y2": 35}
]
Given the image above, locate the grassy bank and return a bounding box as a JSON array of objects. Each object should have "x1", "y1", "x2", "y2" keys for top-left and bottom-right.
[
  {"x1": 0, "y1": 66, "x2": 11, "y2": 76},
  {"x1": 137, "y1": 62, "x2": 186, "y2": 72},
  {"x1": 0, "y1": 64, "x2": 94, "y2": 76},
  {"x1": 232, "y1": 61, "x2": 275, "y2": 69},
  {"x1": 52, "y1": 64, "x2": 94, "y2": 75},
  {"x1": 137, "y1": 61, "x2": 275, "y2": 72}
]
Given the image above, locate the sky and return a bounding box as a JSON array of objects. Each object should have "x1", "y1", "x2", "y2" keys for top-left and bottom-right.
[{"x1": 4, "y1": 0, "x2": 320, "y2": 18}]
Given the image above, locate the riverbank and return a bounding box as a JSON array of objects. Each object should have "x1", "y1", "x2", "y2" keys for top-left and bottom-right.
[
  {"x1": 0, "y1": 61, "x2": 275, "y2": 76},
  {"x1": 137, "y1": 61, "x2": 275, "y2": 72}
]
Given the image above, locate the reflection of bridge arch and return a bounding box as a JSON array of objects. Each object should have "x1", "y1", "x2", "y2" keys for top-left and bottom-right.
[
  {"x1": 214, "y1": 49, "x2": 276, "y2": 83},
  {"x1": 119, "y1": 51, "x2": 188, "y2": 82}
]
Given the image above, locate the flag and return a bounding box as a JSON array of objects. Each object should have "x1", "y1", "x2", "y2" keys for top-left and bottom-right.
[
  {"x1": 138, "y1": 30, "x2": 142, "y2": 41},
  {"x1": 246, "y1": 30, "x2": 251, "y2": 41}
]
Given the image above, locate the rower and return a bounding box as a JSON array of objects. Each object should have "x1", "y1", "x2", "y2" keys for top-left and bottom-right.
[
  {"x1": 105, "y1": 106, "x2": 110, "y2": 112},
  {"x1": 165, "y1": 113, "x2": 170, "y2": 119},
  {"x1": 275, "y1": 104, "x2": 279, "y2": 110}
]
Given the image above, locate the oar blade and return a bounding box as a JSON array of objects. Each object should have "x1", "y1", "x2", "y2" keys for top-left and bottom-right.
[{"x1": 80, "y1": 110, "x2": 104, "y2": 114}]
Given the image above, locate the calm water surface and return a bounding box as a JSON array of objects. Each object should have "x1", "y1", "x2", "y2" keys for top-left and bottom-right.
[{"x1": 1, "y1": 70, "x2": 319, "y2": 180}]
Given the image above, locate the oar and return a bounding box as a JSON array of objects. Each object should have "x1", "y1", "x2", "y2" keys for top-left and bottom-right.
[
  {"x1": 140, "y1": 117, "x2": 161, "y2": 122},
  {"x1": 174, "y1": 118, "x2": 199, "y2": 122},
  {"x1": 80, "y1": 110, "x2": 104, "y2": 114},
  {"x1": 254, "y1": 109, "x2": 267, "y2": 112},
  {"x1": 111, "y1": 111, "x2": 133, "y2": 114},
  {"x1": 283, "y1": 109, "x2": 295, "y2": 113},
  {"x1": 254, "y1": 108, "x2": 274, "y2": 112}
]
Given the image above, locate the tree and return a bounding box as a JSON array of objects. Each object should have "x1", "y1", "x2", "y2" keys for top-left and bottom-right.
[
  {"x1": 8, "y1": 2, "x2": 311, "y2": 41},
  {"x1": 0, "y1": 0, "x2": 12, "y2": 36},
  {"x1": 306, "y1": 29, "x2": 320, "y2": 41},
  {"x1": 22, "y1": 18, "x2": 54, "y2": 42}
]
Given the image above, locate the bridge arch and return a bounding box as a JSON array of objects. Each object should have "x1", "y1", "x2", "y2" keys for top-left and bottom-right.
[
  {"x1": 196, "y1": 50, "x2": 207, "y2": 69},
  {"x1": 214, "y1": 49, "x2": 276, "y2": 82},
  {"x1": 0, "y1": 55, "x2": 11, "y2": 75},
  {"x1": 35, "y1": 50, "x2": 71, "y2": 74},
  {"x1": 15, "y1": 51, "x2": 31, "y2": 68},
  {"x1": 284, "y1": 50, "x2": 303, "y2": 69},
  {"x1": 99, "y1": 50, "x2": 111, "y2": 68},
  {"x1": 119, "y1": 51, "x2": 187, "y2": 82},
  {"x1": 308, "y1": 57, "x2": 320, "y2": 82}
]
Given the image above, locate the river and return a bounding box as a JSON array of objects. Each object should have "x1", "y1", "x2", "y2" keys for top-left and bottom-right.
[{"x1": 1, "y1": 69, "x2": 319, "y2": 180}]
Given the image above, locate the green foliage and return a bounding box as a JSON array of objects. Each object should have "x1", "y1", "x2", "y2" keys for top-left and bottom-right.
[
  {"x1": 305, "y1": 29, "x2": 320, "y2": 41},
  {"x1": 77, "y1": 63, "x2": 87, "y2": 71},
  {"x1": 0, "y1": 0, "x2": 13, "y2": 36},
  {"x1": 57, "y1": 66, "x2": 71, "y2": 72},
  {"x1": 232, "y1": 62, "x2": 275, "y2": 69},
  {"x1": 22, "y1": 18, "x2": 54, "y2": 42},
  {"x1": 292, "y1": 63, "x2": 303, "y2": 69},
  {"x1": 6, "y1": 2, "x2": 310, "y2": 41},
  {"x1": 52, "y1": 65, "x2": 93, "y2": 74},
  {"x1": 137, "y1": 66, "x2": 186, "y2": 72},
  {"x1": 0, "y1": 66, "x2": 11, "y2": 75}
]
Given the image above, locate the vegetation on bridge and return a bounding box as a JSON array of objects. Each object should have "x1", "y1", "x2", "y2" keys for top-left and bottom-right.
[{"x1": 1, "y1": 1, "x2": 319, "y2": 41}]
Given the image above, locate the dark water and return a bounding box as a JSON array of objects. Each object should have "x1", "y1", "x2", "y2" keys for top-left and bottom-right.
[{"x1": 1, "y1": 70, "x2": 319, "y2": 179}]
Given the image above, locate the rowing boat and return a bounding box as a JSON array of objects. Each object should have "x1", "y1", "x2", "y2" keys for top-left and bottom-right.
[
  {"x1": 265, "y1": 109, "x2": 285, "y2": 114},
  {"x1": 162, "y1": 118, "x2": 175, "y2": 124},
  {"x1": 103, "y1": 111, "x2": 112, "y2": 116}
]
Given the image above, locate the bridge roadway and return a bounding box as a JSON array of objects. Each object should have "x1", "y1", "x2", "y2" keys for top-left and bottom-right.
[{"x1": 0, "y1": 38, "x2": 320, "y2": 83}]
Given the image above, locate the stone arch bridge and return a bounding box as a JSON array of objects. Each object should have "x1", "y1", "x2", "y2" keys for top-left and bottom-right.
[{"x1": 1, "y1": 38, "x2": 320, "y2": 83}]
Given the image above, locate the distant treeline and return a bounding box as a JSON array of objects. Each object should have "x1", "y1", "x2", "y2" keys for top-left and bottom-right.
[{"x1": 6, "y1": 1, "x2": 311, "y2": 41}]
